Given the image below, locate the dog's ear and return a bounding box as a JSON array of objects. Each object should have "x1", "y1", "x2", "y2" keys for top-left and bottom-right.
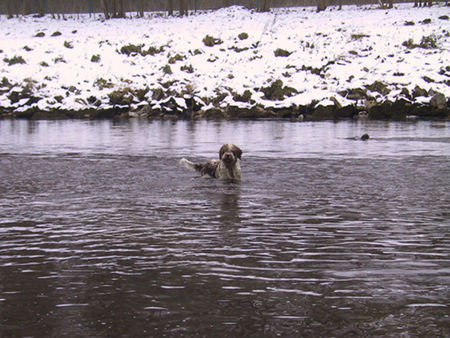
[
  {"x1": 231, "y1": 145, "x2": 242, "y2": 159},
  {"x1": 219, "y1": 144, "x2": 227, "y2": 159}
]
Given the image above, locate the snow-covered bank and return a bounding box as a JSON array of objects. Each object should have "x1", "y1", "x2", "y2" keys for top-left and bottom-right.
[{"x1": 0, "y1": 4, "x2": 449, "y2": 120}]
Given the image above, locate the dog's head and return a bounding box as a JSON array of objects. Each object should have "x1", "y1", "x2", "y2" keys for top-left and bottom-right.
[{"x1": 219, "y1": 144, "x2": 242, "y2": 165}]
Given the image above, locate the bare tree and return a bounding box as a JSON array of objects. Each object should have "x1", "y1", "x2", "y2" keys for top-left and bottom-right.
[
  {"x1": 317, "y1": 0, "x2": 327, "y2": 11},
  {"x1": 414, "y1": 0, "x2": 432, "y2": 6},
  {"x1": 117, "y1": 0, "x2": 125, "y2": 18},
  {"x1": 5, "y1": 0, "x2": 15, "y2": 18},
  {"x1": 179, "y1": 0, "x2": 187, "y2": 16},
  {"x1": 379, "y1": 0, "x2": 393, "y2": 8},
  {"x1": 101, "y1": 0, "x2": 110, "y2": 18},
  {"x1": 258, "y1": 0, "x2": 270, "y2": 12},
  {"x1": 22, "y1": 0, "x2": 31, "y2": 15},
  {"x1": 138, "y1": 0, "x2": 145, "y2": 17},
  {"x1": 168, "y1": 0, "x2": 174, "y2": 16},
  {"x1": 38, "y1": 0, "x2": 45, "y2": 16},
  {"x1": 101, "y1": 0, "x2": 125, "y2": 19}
]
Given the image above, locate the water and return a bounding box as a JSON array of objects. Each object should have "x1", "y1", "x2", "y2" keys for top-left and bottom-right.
[{"x1": 0, "y1": 119, "x2": 449, "y2": 336}]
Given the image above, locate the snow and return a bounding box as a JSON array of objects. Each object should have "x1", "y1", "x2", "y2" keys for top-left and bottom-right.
[{"x1": 0, "y1": 3, "x2": 449, "y2": 113}]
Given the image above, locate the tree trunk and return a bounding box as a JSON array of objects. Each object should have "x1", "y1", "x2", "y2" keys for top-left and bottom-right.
[
  {"x1": 168, "y1": 0, "x2": 174, "y2": 16},
  {"x1": 101, "y1": 0, "x2": 110, "y2": 19},
  {"x1": 116, "y1": 0, "x2": 125, "y2": 18},
  {"x1": 259, "y1": 0, "x2": 270, "y2": 12},
  {"x1": 317, "y1": 0, "x2": 327, "y2": 12},
  {"x1": 22, "y1": 0, "x2": 30, "y2": 15},
  {"x1": 179, "y1": 0, "x2": 186, "y2": 16},
  {"x1": 138, "y1": 0, "x2": 144, "y2": 17},
  {"x1": 37, "y1": 0, "x2": 46, "y2": 16},
  {"x1": 6, "y1": 0, "x2": 14, "y2": 18}
]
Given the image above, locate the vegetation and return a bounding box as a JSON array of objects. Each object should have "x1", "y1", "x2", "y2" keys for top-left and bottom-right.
[
  {"x1": 203, "y1": 35, "x2": 223, "y2": 47},
  {"x1": 274, "y1": 48, "x2": 292, "y2": 57},
  {"x1": 238, "y1": 32, "x2": 249, "y2": 40},
  {"x1": 3, "y1": 55, "x2": 26, "y2": 66},
  {"x1": 91, "y1": 54, "x2": 101, "y2": 63},
  {"x1": 119, "y1": 44, "x2": 164, "y2": 56},
  {"x1": 402, "y1": 34, "x2": 438, "y2": 49},
  {"x1": 168, "y1": 54, "x2": 185, "y2": 64},
  {"x1": 162, "y1": 65, "x2": 173, "y2": 75}
]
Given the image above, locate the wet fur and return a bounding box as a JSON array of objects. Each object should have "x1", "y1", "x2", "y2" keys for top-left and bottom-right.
[{"x1": 180, "y1": 144, "x2": 242, "y2": 181}]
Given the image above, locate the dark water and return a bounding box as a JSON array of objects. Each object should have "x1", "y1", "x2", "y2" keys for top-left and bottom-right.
[{"x1": 0, "y1": 119, "x2": 449, "y2": 337}]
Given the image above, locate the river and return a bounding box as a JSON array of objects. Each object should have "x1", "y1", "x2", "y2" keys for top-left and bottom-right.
[{"x1": 0, "y1": 118, "x2": 449, "y2": 336}]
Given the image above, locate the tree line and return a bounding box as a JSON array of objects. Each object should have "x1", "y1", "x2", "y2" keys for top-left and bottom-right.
[{"x1": 0, "y1": 0, "x2": 428, "y2": 18}]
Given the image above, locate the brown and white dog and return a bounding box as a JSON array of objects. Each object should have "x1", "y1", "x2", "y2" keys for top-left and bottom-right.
[{"x1": 180, "y1": 144, "x2": 242, "y2": 181}]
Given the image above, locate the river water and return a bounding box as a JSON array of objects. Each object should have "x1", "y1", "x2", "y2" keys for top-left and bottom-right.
[{"x1": 0, "y1": 119, "x2": 449, "y2": 337}]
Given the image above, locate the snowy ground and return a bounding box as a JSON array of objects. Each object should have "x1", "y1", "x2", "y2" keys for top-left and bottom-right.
[{"x1": 0, "y1": 3, "x2": 449, "y2": 117}]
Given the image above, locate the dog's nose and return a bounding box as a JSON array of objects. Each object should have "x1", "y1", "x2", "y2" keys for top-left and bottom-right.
[{"x1": 223, "y1": 153, "x2": 233, "y2": 161}]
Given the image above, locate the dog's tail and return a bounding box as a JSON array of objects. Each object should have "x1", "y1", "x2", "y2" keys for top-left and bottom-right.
[{"x1": 180, "y1": 158, "x2": 200, "y2": 172}]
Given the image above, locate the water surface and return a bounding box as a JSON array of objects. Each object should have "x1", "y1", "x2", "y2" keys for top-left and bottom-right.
[{"x1": 0, "y1": 119, "x2": 449, "y2": 336}]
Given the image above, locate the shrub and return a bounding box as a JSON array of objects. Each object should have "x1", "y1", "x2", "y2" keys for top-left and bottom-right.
[
  {"x1": 51, "y1": 31, "x2": 62, "y2": 37},
  {"x1": 274, "y1": 48, "x2": 292, "y2": 57},
  {"x1": 168, "y1": 54, "x2": 184, "y2": 64},
  {"x1": 402, "y1": 39, "x2": 416, "y2": 49},
  {"x1": 108, "y1": 88, "x2": 134, "y2": 106},
  {"x1": 419, "y1": 34, "x2": 437, "y2": 49},
  {"x1": 64, "y1": 41, "x2": 73, "y2": 49},
  {"x1": 120, "y1": 44, "x2": 143, "y2": 56},
  {"x1": 35, "y1": 32, "x2": 45, "y2": 37},
  {"x1": 4, "y1": 55, "x2": 26, "y2": 66},
  {"x1": 181, "y1": 64, "x2": 194, "y2": 73},
  {"x1": 40, "y1": 61, "x2": 49, "y2": 67},
  {"x1": 94, "y1": 78, "x2": 114, "y2": 90},
  {"x1": 91, "y1": 54, "x2": 101, "y2": 63},
  {"x1": 119, "y1": 44, "x2": 163, "y2": 56},
  {"x1": 238, "y1": 32, "x2": 249, "y2": 40},
  {"x1": 146, "y1": 46, "x2": 162, "y2": 56},
  {"x1": 260, "y1": 79, "x2": 297, "y2": 100},
  {"x1": 162, "y1": 65, "x2": 172, "y2": 75},
  {"x1": 203, "y1": 35, "x2": 223, "y2": 47},
  {"x1": 54, "y1": 57, "x2": 66, "y2": 63},
  {"x1": 350, "y1": 33, "x2": 369, "y2": 40},
  {"x1": 23, "y1": 46, "x2": 33, "y2": 52}
]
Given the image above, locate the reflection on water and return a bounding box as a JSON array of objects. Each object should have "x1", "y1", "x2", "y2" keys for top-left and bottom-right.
[{"x1": 0, "y1": 119, "x2": 449, "y2": 336}]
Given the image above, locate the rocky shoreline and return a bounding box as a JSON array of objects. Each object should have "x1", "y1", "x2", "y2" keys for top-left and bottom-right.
[{"x1": 1, "y1": 81, "x2": 448, "y2": 121}]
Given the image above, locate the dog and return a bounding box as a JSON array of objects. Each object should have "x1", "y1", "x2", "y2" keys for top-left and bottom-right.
[{"x1": 180, "y1": 144, "x2": 242, "y2": 181}]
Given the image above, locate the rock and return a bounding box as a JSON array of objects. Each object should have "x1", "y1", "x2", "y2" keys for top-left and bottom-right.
[
  {"x1": 369, "y1": 101, "x2": 392, "y2": 119},
  {"x1": 233, "y1": 90, "x2": 252, "y2": 103},
  {"x1": 311, "y1": 105, "x2": 335, "y2": 120},
  {"x1": 391, "y1": 99, "x2": 413, "y2": 119},
  {"x1": 365, "y1": 81, "x2": 390, "y2": 96},
  {"x1": 355, "y1": 111, "x2": 369, "y2": 119},
  {"x1": 202, "y1": 107, "x2": 226, "y2": 119},
  {"x1": 345, "y1": 87, "x2": 368, "y2": 101},
  {"x1": 227, "y1": 105, "x2": 272, "y2": 118},
  {"x1": 400, "y1": 87, "x2": 412, "y2": 100},
  {"x1": 260, "y1": 80, "x2": 297, "y2": 101},
  {"x1": 335, "y1": 105, "x2": 357, "y2": 119},
  {"x1": 413, "y1": 85, "x2": 428, "y2": 98},
  {"x1": 108, "y1": 88, "x2": 133, "y2": 106},
  {"x1": 361, "y1": 133, "x2": 370, "y2": 141},
  {"x1": 31, "y1": 111, "x2": 69, "y2": 120},
  {"x1": 430, "y1": 92, "x2": 446, "y2": 110}
]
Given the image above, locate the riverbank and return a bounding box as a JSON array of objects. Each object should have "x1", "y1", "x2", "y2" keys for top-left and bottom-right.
[{"x1": 1, "y1": 4, "x2": 449, "y2": 120}]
